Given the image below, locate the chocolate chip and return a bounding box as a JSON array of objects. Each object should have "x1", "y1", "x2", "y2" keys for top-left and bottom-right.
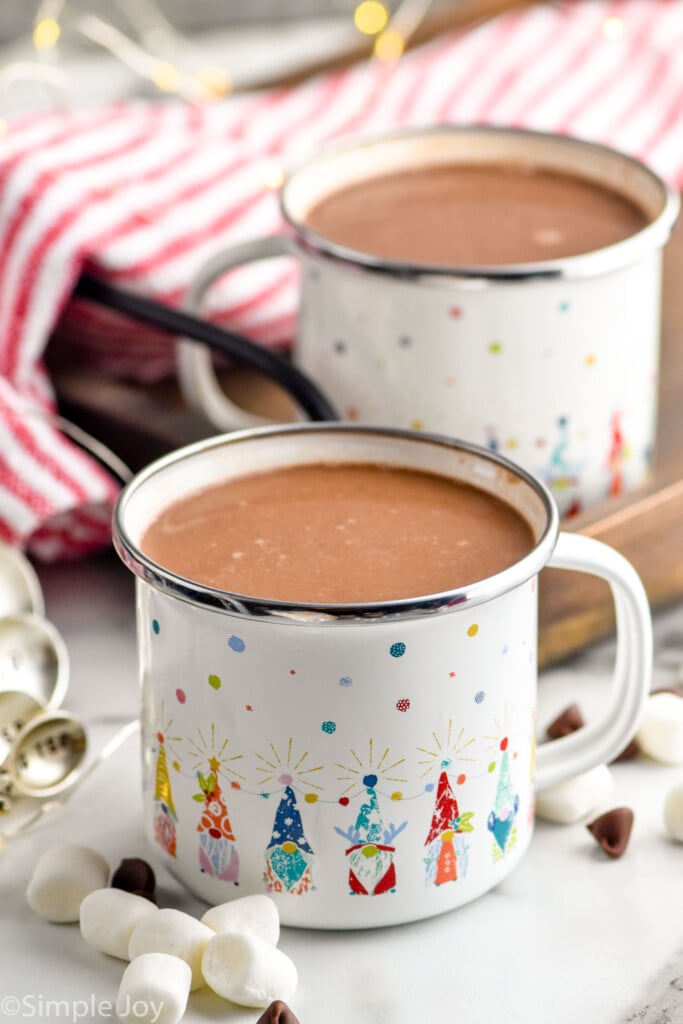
[
  {"x1": 652, "y1": 685, "x2": 683, "y2": 699},
  {"x1": 546, "y1": 703, "x2": 585, "y2": 740},
  {"x1": 611, "y1": 737, "x2": 641, "y2": 763},
  {"x1": 586, "y1": 807, "x2": 634, "y2": 858},
  {"x1": 130, "y1": 888, "x2": 157, "y2": 904},
  {"x1": 256, "y1": 1002, "x2": 301, "y2": 1024},
  {"x1": 111, "y1": 857, "x2": 156, "y2": 895}
]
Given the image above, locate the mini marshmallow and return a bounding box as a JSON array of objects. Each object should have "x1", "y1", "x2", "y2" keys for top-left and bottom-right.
[
  {"x1": 535, "y1": 763, "x2": 613, "y2": 824},
  {"x1": 636, "y1": 692, "x2": 683, "y2": 764},
  {"x1": 117, "y1": 952, "x2": 191, "y2": 1024},
  {"x1": 80, "y1": 887, "x2": 158, "y2": 959},
  {"x1": 129, "y1": 907, "x2": 213, "y2": 990},
  {"x1": 26, "y1": 843, "x2": 109, "y2": 923},
  {"x1": 664, "y1": 782, "x2": 683, "y2": 842},
  {"x1": 201, "y1": 894, "x2": 280, "y2": 945},
  {"x1": 202, "y1": 931, "x2": 297, "y2": 1008}
]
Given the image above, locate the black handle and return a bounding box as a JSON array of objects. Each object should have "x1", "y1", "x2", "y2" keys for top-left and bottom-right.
[{"x1": 73, "y1": 272, "x2": 339, "y2": 423}]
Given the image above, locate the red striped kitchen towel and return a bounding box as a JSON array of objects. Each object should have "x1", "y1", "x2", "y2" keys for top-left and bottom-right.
[{"x1": 2, "y1": 0, "x2": 683, "y2": 560}]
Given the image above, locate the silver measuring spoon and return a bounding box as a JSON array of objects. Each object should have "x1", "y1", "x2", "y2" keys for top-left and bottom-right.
[
  {"x1": 0, "y1": 613, "x2": 69, "y2": 709},
  {"x1": 0, "y1": 690, "x2": 45, "y2": 767},
  {"x1": 5, "y1": 711, "x2": 87, "y2": 799},
  {"x1": 0, "y1": 543, "x2": 44, "y2": 618}
]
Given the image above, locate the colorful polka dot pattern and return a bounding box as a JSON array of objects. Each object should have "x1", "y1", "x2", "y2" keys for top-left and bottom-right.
[
  {"x1": 145, "y1": 535, "x2": 538, "y2": 907},
  {"x1": 316, "y1": 285, "x2": 654, "y2": 518}
]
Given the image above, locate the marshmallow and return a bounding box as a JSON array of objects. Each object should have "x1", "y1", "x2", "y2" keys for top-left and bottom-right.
[
  {"x1": 202, "y1": 931, "x2": 297, "y2": 1008},
  {"x1": 129, "y1": 908, "x2": 213, "y2": 990},
  {"x1": 201, "y1": 894, "x2": 280, "y2": 945},
  {"x1": 116, "y1": 952, "x2": 191, "y2": 1024},
  {"x1": 636, "y1": 692, "x2": 683, "y2": 764},
  {"x1": 664, "y1": 782, "x2": 683, "y2": 842},
  {"x1": 26, "y1": 843, "x2": 109, "y2": 923},
  {"x1": 535, "y1": 764, "x2": 613, "y2": 824},
  {"x1": 80, "y1": 888, "x2": 158, "y2": 959}
]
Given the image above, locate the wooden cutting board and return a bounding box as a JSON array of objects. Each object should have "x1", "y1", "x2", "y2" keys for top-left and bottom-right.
[{"x1": 54, "y1": 202, "x2": 683, "y2": 667}]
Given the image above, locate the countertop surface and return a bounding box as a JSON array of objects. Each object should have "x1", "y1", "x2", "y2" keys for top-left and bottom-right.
[
  {"x1": 3, "y1": 13, "x2": 683, "y2": 1024},
  {"x1": 2, "y1": 550, "x2": 683, "y2": 1024}
]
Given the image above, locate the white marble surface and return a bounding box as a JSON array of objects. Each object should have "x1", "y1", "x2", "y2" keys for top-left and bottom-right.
[{"x1": 1, "y1": 549, "x2": 683, "y2": 1024}]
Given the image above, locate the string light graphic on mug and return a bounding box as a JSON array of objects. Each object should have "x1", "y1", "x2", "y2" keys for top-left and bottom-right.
[{"x1": 416, "y1": 719, "x2": 478, "y2": 780}]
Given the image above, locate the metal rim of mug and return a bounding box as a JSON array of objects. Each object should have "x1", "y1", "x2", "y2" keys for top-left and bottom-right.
[
  {"x1": 112, "y1": 423, "x2": 559, "y2": 623},
  {"x1": 279, "y1": 124, "x2": 680, "y2": 283}
]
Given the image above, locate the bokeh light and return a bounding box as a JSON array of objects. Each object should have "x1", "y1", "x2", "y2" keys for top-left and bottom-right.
[
  {"x1": 150, "y1": 61, "x2": 180, "y2": 93},
  {"x1": 262, "y1": 163, "x2": 285, "y2": 190},
  {"x1": 374, "y1": 29, "x2": 405, "y2": 62},
  {"x1": 355, "y1": 1, "x2": 390, "y2": 36},
  {"x1": 33, "y1": 18, "x2": 61, "y2": 50},
  {"x1": 602, "y1": 17, "x2": 625, "y2": 39},
  {"x1": 196, "y1": 67, "x2": 233, "y2": 100}
]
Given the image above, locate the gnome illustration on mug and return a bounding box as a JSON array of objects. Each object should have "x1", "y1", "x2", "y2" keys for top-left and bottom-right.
[
  {"x1": 335, "y1": 774, "x2": 407, "y2": 896},
  {"x1": 424, "y1": 768, "x2": 474, "y2": 885},
  {"x1": 195, "y1": 757, "x2": 240, "y2": 883},
  {"x1": 264, "y1": 784, "x2": 315, "y2": 894},
  {"x1": 153, "y1": 731, "x2": 178, "y2": 858},
  {"x1": 488, "y1": 738, "x2": 520, "y2": 858}
]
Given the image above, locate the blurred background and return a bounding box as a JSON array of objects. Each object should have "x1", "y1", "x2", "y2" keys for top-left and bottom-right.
[
  {"x1": 0, "y1": 0, "x2": 519, "y2": 106},
  {"x1": 2, "y1": 0, "x2": 364, "y2": 38},
  {"x1": 0, "y1": 0, "x2": 362, "y2": 104}
]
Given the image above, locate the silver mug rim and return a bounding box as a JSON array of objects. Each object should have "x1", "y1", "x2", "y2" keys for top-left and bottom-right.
[
  {"x1": 112, "y1": 423, "x2": 559, "y2": 623},
  {"x1": 279, "y1": 124, "x2": 680, "y2": 283}
]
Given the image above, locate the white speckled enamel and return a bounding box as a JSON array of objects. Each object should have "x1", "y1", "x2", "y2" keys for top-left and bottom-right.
[
  {"x1": 115, "y1": 426, "x2": 653, "y2": 929},
  {"x1": 296, "y1": 250, "x2": 661, "y2": 516},
  {"x1": 177, "y1": 127, "x2": 678, "y2": 519}
]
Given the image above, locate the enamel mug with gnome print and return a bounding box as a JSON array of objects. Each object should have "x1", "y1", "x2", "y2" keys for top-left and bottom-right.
[
  {"x1": 114, "y1": 425, "x2": 651, "y2": 929},
  {"x1": 178, "y1": 127, "x2": 679, "y2": 518}
]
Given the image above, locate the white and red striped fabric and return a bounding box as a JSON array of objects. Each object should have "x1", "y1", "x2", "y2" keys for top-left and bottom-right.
[{"x1": 2, "y1": 0, "x2": 683, "y2": 560}]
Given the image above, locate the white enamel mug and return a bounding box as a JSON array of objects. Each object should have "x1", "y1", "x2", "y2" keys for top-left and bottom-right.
[
  {"x1": 113, "y1": 425, "x2": 651, "y2": 929},
  {"x1": 177, "y1": 126, "x2": 679, "y2": 517}
]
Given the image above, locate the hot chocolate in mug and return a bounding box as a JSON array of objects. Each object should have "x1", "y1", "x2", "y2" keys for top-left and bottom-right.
[
  {"x1": 177, "y1": 126, "x2": 679, "y2": 517},
  {"x1": 114, "y1": 425, "x2": 651, "y2": 929}
]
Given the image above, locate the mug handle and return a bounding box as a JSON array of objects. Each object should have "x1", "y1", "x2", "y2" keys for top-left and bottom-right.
[
  {"x1": 176, "y1": 234, "x2": 293, "y2": 430},
  {"x1": 534, "y1": 532, "x2": 652, "y2": 790}
]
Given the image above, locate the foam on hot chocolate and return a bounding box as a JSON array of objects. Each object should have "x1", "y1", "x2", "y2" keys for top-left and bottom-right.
[
  {"x1": 140, "y1": 462, "x2": 535, "y2": 604},
  {"x1": 304, "y1": 163, "x2": 649, "y2": 266}
]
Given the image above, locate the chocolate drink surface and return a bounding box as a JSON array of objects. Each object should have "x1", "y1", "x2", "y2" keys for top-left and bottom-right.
[
  {"x1": 304, "y1": 162, "x2": 649, "y2": 266},
  {"x1": 140, "y1": 463, "x2": 535, "y2": 604}
]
